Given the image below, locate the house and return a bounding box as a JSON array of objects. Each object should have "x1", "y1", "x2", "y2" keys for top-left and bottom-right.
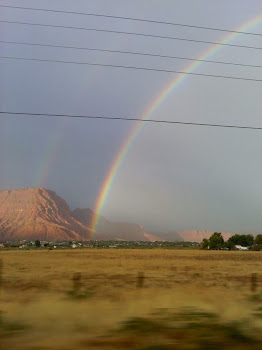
[{"x1": 235, "y1": 245, "x2": 249, "y2": 251}]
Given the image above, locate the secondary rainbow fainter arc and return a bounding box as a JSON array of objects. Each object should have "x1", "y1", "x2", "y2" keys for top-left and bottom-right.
[{"x1": 89, "y1": 14, "x2": 262, "y2": 234}]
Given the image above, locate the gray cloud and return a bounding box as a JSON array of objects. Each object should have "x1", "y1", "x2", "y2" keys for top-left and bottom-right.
[{"x1": 1, "y1": 0, "x2": 262, "y2": 232}]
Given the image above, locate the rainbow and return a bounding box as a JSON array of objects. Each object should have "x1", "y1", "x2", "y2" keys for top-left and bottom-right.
[
  {"x1": 90, "y1": 14, "x2": 262, "y2": 234},
  {"x1": 34, "y1": 123, "x2": 68, "y2": 187}
]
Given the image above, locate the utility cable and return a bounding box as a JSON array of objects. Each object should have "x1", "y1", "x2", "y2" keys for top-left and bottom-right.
[
  {"x1": 1, "y1": 111, "x2": 262, "y2": 131},
  {"x1": 1, "y1": 39, "x2": 262, "y2": 69},
  {"x1": 1, "y1": 56, "x2": 262, "y2": 82},
  {"x1": 1, "y1": 4, "x2": 262, "y2": 37},
  {"x1": 1, "y1": 20, "x2": 262, "y2": 51}
]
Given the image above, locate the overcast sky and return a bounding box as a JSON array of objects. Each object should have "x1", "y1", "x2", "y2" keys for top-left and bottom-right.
[{"x1": 1, "y1": 0, "x2": 262, "y2": 232}]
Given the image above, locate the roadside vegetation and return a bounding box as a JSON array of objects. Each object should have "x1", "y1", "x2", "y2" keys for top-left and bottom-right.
[
  {"x1": 201, "y1": 232, "x2": 262, "y2": 250},
  {"x1": 2, "y1": 249, "x2": 262, "y2": 349}
]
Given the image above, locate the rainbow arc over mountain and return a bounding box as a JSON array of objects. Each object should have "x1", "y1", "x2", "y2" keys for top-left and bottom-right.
[{"x1": 90, "y1": 14, "x2": 262, "y2": 234}]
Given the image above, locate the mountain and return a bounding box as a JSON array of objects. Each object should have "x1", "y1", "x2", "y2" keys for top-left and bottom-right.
[
  {"x1": 151, "y1": 232, "x2": 184, "y2": 241},
  {"x1": 0, "y1": 188, "x2": 91, "y2": 240},
  {"x1": 0, "y1": 187, "x2": 243, "y2": 242},
  {"x1": 152, "y1": 230, "x2": 235, "y2": 243},
  {"x1": 178, "y1": 230, "x2": 234, "y2": 243},
  {"x1": 73, "y1": 208, "x2": 158, "y2": 241},
  {"x1": 0, "y1": 188, "x2": 158, "y2": 241},
  {"x1": 73, "y1": 208, "x2": 107, "y2": 229}
]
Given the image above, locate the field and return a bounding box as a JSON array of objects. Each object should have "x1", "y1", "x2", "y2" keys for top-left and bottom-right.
[{"x1": 2, "y1": 249, "x2": 262, "y2": 349}]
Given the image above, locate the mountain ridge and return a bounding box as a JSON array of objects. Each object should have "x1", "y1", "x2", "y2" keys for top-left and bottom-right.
[
  {"x1": 0, "y1": 188, "x2": 91, "y2": 240},
  {"x1": 0, "y1": 187, "x2": 248, "y2": 242},
  {"x1": 72, "y1": 208, "x2": 154, "y2": 241}
]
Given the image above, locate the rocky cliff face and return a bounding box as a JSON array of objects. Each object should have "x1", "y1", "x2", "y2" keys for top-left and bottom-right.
[{"x1": 0, "y1": 188, "x2": 91, "y2": 240}]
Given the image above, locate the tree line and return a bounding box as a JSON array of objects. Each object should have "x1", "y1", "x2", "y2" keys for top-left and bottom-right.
[{"x1": 201, "y1": 232, "x2": 262, "y2": 250}]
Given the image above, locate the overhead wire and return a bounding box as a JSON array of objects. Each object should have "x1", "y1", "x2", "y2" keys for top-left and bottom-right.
[
  {"x1": 1, "y1": 56, "x2": 262, "y2": 82},
  {"x1": 1, "y1": 111, "x2": 262, "y2": 131},
  {"x1": 1, "y1": 6, "x2": 262, "y2": 131},
  {"x1": 1, "y1": 20, "x2": 262, "y2": 51},
  {"x1": 1, "y1": 4, "x2": 262, "y2": 37},
  {"x1": 1, "y1": 40, "x2": 262, "y2": 69}
]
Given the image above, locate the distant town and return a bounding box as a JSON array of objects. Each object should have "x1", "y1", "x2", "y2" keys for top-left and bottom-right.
[
  {"x1": 1, "y1": 234, "x2": 262, "y2": 250},
  {"x1": 0, "y1": 239, "x2": 200, "y2": 250}
]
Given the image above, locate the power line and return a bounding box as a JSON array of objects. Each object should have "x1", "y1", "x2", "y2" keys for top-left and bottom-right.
[
  {"x1": 1, "y1": 39, "x2": 262, "y2": 69},
  {"x1": 1, "y1": 56, "x2": 262, "y2": 82},
  {"x1": 1, "y1": 111, "x2": 262, "y2": 131},
  {"x1": 1, "y1": 4, "x2": 262, "y2": 37},
  {"x1": 2, "y1": 20, "x2": 262, "y2": 51}
]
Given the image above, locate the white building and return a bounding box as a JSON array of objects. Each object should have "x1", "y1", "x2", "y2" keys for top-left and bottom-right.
[{"x1": 235, "y1": 245, "x2": 249, "y2": 251}]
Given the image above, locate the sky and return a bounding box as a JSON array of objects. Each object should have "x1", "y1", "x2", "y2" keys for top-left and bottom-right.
[{"x1": 1, "y1": 0, "x2": 262, "y2": 233}]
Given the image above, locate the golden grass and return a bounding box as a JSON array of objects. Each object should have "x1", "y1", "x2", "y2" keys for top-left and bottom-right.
[{"x1": 1, "y1": 249, "x2": 262, "y2": 349}]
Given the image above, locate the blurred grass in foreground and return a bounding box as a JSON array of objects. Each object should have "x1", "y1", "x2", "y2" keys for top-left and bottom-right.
[{"x1": 2, "y1": 249, "x2": 262, "y2": 349}]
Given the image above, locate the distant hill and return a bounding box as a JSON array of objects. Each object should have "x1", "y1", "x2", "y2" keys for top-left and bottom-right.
[
  {"x1": 149, "y1": 232, "x2": 183, "y2": 241},
  {"x1": 73, "y1": 208, "x2": 158, "y2": 241},
  {"x1": 153, "y1": 230, "x2": 235, "y2": 243},
  {"x1": 178, "y1": 230, "x2": 234, "y2": 243},
  {"x1": 0, "y1": 188, "x2": 91, "y2": 240}
]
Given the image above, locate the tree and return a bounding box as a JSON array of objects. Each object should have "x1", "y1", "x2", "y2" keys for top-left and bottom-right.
[
  {"x1": 201, "y1": 238, "x2": 209, "y2": 249},
  {"x1": 228, "y1": 234, "x2": 241, "y2": 247},
  {"x1": 35, "y1": 240, "x2": 41, "y2": 248},
  {"x1": 228, "y1": 234, "x2": 254, "y2": 247},
  {"x1": 223, "y1": 240, "x2": 235, "y2": 250},
  {"x1": 209, "y1": 232, "x2": 224, "y2": 250},
  {"x1": 255, "y1": 234, "x2": 262, "y2": 245},
  {"x1": 244, "y1": 234, "x2": 254, "y2": 246}
]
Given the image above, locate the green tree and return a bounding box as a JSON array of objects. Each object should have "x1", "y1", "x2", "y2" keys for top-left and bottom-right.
[
  {"x1": 35, "y1": 240, "x2": 41, "y2": 248},
  {"x1": 228, "y1": 234, "x2": 254, "y2": 247},
  {"x1": 223, "y1": 240, "x2": 235, "y2": 250},
  {"x1": 228, "y1": 234, "x2": 240, "y2": 246},
  {"x1": 201, "y1": 238, "x2": 209, "y2": 249},
  {"x1": 244, "y1": 234, "x2": 254, "y2": 246},
  {"x1": 209, "y1": 232, "x2": 224, "y2": 250},
  {"x1": 255, "y1": 234, "x2": 262, "y2": 245}
]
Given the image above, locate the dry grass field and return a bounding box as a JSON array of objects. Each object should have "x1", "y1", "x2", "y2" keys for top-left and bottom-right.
[{"x1": 2, "y1": 249, "x2": 262, "y2": 349}]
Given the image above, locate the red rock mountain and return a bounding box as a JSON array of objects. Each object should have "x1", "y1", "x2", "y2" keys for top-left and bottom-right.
[
  {"x1": 0, "y1": 188, "x2": 91, "y2": 240},
  {"x1": 0, "y1": 188, "x2": 156, "y2": 241}
]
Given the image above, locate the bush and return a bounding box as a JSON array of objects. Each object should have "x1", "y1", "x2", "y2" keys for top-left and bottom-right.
[{"x1": 35, "y1": 240, "x2": 41, "y2": 248}]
